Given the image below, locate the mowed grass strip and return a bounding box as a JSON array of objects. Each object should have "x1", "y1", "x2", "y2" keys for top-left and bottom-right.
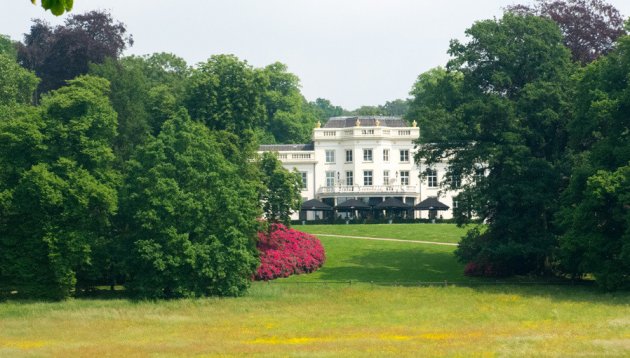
[
  {"x1": 280, "y1": 236, "x2": 466, "y2": 283},
  {"x1": 1, "y1": 224, "x2": 628, "y2": 357},
  {"x1": 294, "y1": 223, "x2": 470, "y2": 244}
]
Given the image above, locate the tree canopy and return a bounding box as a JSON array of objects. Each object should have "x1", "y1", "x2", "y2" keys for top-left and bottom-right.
[
  {"x1": 506, "y1": 0, "x2": 627, "y2": 64},
  {"x1": 17, "y1": 10, "x2": 132, "y2": 96}
]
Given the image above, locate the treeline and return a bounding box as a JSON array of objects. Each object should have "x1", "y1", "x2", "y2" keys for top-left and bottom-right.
[
  {"x1": 0, "y1": 11, "x2": 312, "y2": 299},
  {"x1": 409, "y1": 0, "x2": 629, "y2": 289}
]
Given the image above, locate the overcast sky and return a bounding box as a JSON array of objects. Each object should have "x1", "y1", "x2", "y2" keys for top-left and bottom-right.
[{"x1": 3, "y1": 1, "x2": 630, "y2": 109}]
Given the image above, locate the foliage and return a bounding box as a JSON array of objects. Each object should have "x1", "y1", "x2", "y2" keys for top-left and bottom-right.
[
  {"x1": 0, "y1": 34, "x2": 18, "y2": 59},
  {"x1": 255, "y1": 224, "x2": 325, "y2": 281},
  {"x1": 0, "y1": 53, "x2": 39, "y2": 106},
  {"x1": 89, "y1": 54, "x2": 188, "y2": 163},
  {"x1": 258, "y1": 152, "x2": 302, "y2": 226},
  {"x1": 261, "y1": 62, "x2": 319, "y2": 143},
  {"x1": 17, "y1": 10, "x2": 132, "y2": 96},
  {"x1": 120, "y1": 111, "x2": 260, "y2": 298},
  {"x1": 185, "y1": 54, "x2": 267, "y2": 139},
  {"x1": 347, "y1": 99, "x2": 410, "y2": 117},
  {"x1": 308, "y1": 97, "x2": 344, "y2": 123},
  {"x1": 506, "y1": 0, "x2": 627, "y2": 64},
  {"x1": 30, "y1": 0, "x2": 73, "y2": 16},
  {"x1": 413, "y1": 13, "x2": 574, "y2": 276},
  {"x1": 556, "y1": 33, "x2": 630, "y2": 289},
  {"x1": 406, "y1": 67, "x2": 464, "y2": 143},
  {"x1": 0, "y1": 76, "x2": 119, "y2": 299}
]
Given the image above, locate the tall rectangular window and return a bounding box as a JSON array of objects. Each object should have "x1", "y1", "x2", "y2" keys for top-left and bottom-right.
[
  {"x1": 383, "y1": 149, "x2": 389, "y2": 162},
  {"x1": 326, "y1": 171, "x2": 335, "y2": 187},
  {"x1": 363, "y1": 149, "x2": 373, "y2": 162},
  {"x1": 400, "y1": 170, "x2": 410, "y2": 185},
  {"x1": 300, "y1": 171, "x2": 307, "y2": 190},
  {"x1": 363, "y1": 170, "x2": 373, "y2": 186},
  {"x1": 325, "y1": 150, "x2": 335, "y2": 163},
  {"x1": 427, "y1": 169, "x2": 438, "y2": 188},
  {"x1": 346, "y1": 171, "x2": 353, "y2": 186},
  {"x1": 383, "y1": 170, "x2": 390, "y2": 185},
  {"x1": 345, "y1": 149, "x2": 353, "y2": 163},
  {"x1": 400, "y1": 149, "x2": 409, "y2": 162}
]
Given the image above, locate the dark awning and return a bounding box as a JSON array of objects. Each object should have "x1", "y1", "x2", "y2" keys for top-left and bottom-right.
[
  {"x1": 374, "y1": 197, "x2": 410, "y2": 209},
  {"x1": 415, "y1": 197, "x2": 450, "y2": 210},
  {"x1": 334, "y1": 199, "x2": 371, "y2": 210},
  {"x1": 301, "y1": 199, "x2": 333, "y2": 211}
]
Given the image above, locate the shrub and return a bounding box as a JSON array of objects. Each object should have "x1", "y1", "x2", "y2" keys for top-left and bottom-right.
[{"x1": 255, "y1": 224, "x2": 325, "y2": 281}]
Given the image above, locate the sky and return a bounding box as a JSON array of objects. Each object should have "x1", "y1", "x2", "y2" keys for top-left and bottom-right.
[{"x1": 3, "y1": 1, "x2": 630, "y2": 110}]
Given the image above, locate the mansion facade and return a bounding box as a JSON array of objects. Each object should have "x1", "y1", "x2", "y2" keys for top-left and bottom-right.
[{"x1": 259, "y1": 116, "x2": 460, "y2": 220}]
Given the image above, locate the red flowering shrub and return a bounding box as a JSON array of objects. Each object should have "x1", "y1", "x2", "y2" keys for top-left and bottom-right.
[
  {"x1": 255, "y1": 224, "x2": 326, "y2": 281},
  {"x1": 464, "y1": 261, "x2": 497, "y2": 277}
]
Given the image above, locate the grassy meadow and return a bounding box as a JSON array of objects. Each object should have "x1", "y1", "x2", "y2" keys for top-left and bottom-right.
[{"x1": 1, "y1": 224, "x2": 629, "y2": 357}]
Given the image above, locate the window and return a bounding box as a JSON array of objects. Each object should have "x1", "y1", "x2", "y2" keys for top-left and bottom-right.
[
  {"x1": 400, "y1": 171, "x2": 410, "y2": 186},
  {"x1": 427, "y1": 169, "x2": 438, "y2": 188},
  {"x1": 326, "y1": 171, "x2": 335, "y2": 187},
  {"x1": 451, "y1": 174, "x2": 461, "y2": 188},
  {"x1": 346, "y1": 171, "x2": 353, "y2": 186},
  {"x1": 363, "y1": 170, "x2": 373, "y2": 186},
  {"x1": 345, "y1": 149, "x2": 353, "y2": 163},
  {"x1": 383, "y1": 170, "x2": 390, "y2": 185},
  {"x1": 325, "y1": 150, "x2": 335, "y2": 163},
  {"x1": 300, "y1": 172, "x2": 307, "y2": 190},
  {"x1": 383, "y1": 149, "x2": 389, "y2": 162},
  {"x1": 400, "y1": 149, "x2": 409, "y2": 162},
  {"x1": 363, "y1": 149, "x2": 373, "y2": 162},
  {"x1": 452, "y1": 199, "x2": 459, "y2": 209}
]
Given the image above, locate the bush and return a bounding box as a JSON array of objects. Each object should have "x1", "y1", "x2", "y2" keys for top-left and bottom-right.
[{"x1": 255, "y1": 224, "x2": 325, "y2": 281}]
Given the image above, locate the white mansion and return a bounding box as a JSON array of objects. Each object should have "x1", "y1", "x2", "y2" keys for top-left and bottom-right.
[{"x1": 259, "y1": 116, "x2": 460, "y2": 221}]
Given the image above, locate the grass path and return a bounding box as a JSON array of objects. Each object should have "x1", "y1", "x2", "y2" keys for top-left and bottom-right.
[
  {"x1": 315, "y1": 233, "x2": 459, "y2": 246},
  {"x1": 294, "y1": 223, "x2": 470, "y2": 244}
]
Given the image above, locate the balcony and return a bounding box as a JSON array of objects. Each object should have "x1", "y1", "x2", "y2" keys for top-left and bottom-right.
[{"x1": 318, "y1": 185, "x2": 418, "y2": 195}]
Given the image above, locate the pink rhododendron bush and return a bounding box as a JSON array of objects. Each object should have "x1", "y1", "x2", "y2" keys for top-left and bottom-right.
[{"x1": 255, "y1": 224, "x2": 326, "y2": 280}]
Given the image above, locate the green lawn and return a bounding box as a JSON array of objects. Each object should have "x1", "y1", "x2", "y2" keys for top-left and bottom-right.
[
  {"x1": 294, "y1": 223, "x2": 470, "y2": 244},
  {"x1": 1, "y1": 224, "x2": 629, "y2": 357}
]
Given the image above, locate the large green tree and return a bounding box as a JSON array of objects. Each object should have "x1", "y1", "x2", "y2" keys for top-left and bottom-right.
[
  {"x1": 0, "y1": 76, "x2": 119, "y2": 299},
  {"x1": 557, "y1": 31, "x2": 630, "y2": 289},
  {"x1": 120, "y1": 111, "x2": 260, "y2": 298},
  {"x1": 413, "y1": 13, "x2": 574, "y2": 276}
]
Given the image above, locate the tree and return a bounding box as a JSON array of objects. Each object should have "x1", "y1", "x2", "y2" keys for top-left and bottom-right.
[
  {"x1": 120, "y1": 111, "x2": 260, "y2": 298},
  {"x1": 30, "y1": 0, "x2": 74, "y2": 16},
  {"x1": 185, "y1": 54, "x2": 267, "y2": 139},
  {"x1": 556, "y1": 32, "x2": 630, "y2": 289},
  {"x1": 261, "y1": 62, "x2": 319, "y2": 143},
  {"x1": 406, "y1": 67, "x2": 464, "y2": 143},
  {"x1": 308, "y1": 98, "x2": 344, "y2": 123},
  {"x1": 0, "y1": 76, "x2": 119, "y2": 299},
  {"x1": 0, "y1": 53, "x2": 39, "y2": 106},
  {"x1": 17, "y1": 11, "x2": 132, "y2": 96},
  {"x1": 506, "y1": 0, "x2": 626, "y2": 64},
  {"x1": 259, "y1": 152, "x2": 302, "y2": 225},
  {"x1": 0, "y1": 34, "x2": 18, "y2": 59},
  {"x1": 414, "y1": 13, "x2": 574, "y2": 276}
]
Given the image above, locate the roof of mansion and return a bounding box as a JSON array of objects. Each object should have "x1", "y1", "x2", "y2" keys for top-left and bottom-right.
[
  {"x1": 258, "y1": 143, "x2": 314, "y2": 152},
  {"x1": 323, "y1": 116, "x2": 407, "y2": 128}
]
